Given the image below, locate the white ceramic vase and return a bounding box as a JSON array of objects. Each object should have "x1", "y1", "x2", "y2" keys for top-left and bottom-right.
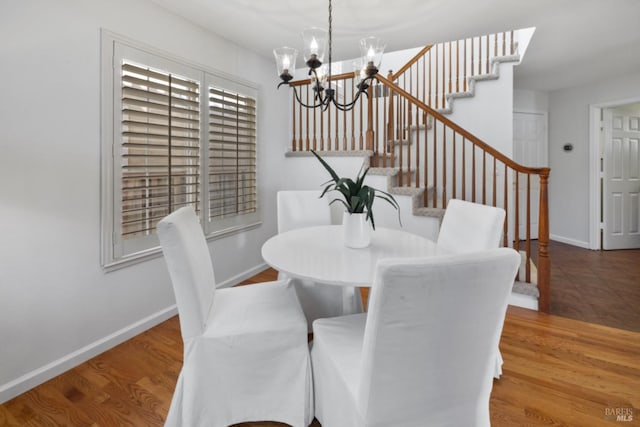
[{"x1": 343, "y1": 211, "x2": 371, "y2": 248}]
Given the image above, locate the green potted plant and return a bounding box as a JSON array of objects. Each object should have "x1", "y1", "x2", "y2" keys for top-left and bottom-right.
[{"x1": 311, "y1": 150, "x2": 400, "y2": 248}]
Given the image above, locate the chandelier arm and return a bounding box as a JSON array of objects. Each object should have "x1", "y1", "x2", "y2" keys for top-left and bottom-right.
[
  {"x1": 330, "y1": 75, "x2": 377, "y2": 111},
  {"x1": 291, "y1": 85, "x2": 327, "y2": 109},
  {"x1": 331, "y1": 92, "x2": 363, "y2": 111}
]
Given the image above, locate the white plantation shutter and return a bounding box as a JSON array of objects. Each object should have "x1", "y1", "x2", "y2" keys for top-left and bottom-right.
[
  {"x1": 208, "y1": 87, "x2": 257, "y2": 219},
  {"x1": 103, "y1": 39, "x2": 261, "y2": 267},
  {"x1": 120, "y1": 62, "x2": 201, "y2": 242},
  {"x1": 204, "y1": 76, "x2": 260, "y2": 234}
]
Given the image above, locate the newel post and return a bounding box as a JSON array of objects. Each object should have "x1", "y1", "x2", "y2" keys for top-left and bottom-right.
[
  {"x1": 291, "y1": 92, "x2": 297, "y2": 151},
  {"x1": 537, "y1": 168, "x2": 551, "y2": 313},
  {"x1": 365, "y1": 84, "x2": 374, "y2": 151},
  {"x1": 386, "y1": 70, "x2": 395, "y2": 143}
]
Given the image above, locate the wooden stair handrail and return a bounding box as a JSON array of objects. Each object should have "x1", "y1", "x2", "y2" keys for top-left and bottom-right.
[
  {"x1": 375, "y1": 74, "x2": 549, "y2": 177},
  {"x1": 389, "y1": 44, "x2": 434, "y2": 81}
]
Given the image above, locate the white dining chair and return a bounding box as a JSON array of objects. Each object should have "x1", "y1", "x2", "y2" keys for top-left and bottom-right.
[
  {"x1": 437, "y1": 198, "x2": 508, "y2": 377},
  {"x1": 157, "y1": 206, "x2": 312, "y2": 427},
  {"x1": 311, "y1": 248, "x2": 521, "y2": 427},
  {"x1": 277, "y1": 190, "x2": 363, "y2": 330},
  {"x1": 437, "y1": 198, "x2": 506, "y2": 254}
]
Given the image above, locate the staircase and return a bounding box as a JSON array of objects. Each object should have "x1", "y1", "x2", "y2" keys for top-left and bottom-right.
[{"x1": 283, "y1": 29, "x2": 550, "y2": 312}]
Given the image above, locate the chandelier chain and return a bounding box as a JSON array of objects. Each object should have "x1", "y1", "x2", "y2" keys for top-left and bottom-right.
[{"x1": 328, "y1": 0, "x2": 332, "y2": 83}]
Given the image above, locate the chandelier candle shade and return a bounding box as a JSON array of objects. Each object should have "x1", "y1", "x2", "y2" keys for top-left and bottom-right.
[{"x1": 274, "y1": 0, "x2": 385, "y2": 111}]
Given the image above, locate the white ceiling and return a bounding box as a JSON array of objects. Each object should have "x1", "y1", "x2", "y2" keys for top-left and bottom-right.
[{"x1": 148, "y1": 0, "x2": 640, "y2": 91}]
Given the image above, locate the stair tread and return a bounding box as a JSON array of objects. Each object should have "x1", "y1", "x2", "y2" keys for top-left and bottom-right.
[
  {"x1": 369, "y1": 166, "x2": 418, "y2": 178},
  {"x1": 406, "y1": 122, "x2": 433, "y2": 131},
  {"x1": 389, "y1": 186, "x2": 424, "y2": 197},
  {"x1": 368, "y1": 167, "x2": 400, "y2": 176},
  {"x1": 413, "y1": 206, "x2": 446, "y2": 219},
  {"x1": 513, "y1": 281, "x2": 539, "y2": 298}
]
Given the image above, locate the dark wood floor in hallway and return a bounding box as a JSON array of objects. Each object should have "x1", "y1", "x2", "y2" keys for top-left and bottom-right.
[{"x1": 547, "y1": 240, "x2": 640, "y2": 332}]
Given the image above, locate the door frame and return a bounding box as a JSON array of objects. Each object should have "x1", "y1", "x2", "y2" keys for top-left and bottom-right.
[{"x1": 588, "y1": 96, "x2": 640, "y2": 250}]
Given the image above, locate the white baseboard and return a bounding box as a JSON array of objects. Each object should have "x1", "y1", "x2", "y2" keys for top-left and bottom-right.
[
  {"x1": 0, "y1": 305, "x2": 178, "y2": 404},
  {"x1": 0, "y1": 263, "x2": 273, "y2": 404},
  {"x1": 550, "y1": 234, "x2": 590, "y2": 249}
]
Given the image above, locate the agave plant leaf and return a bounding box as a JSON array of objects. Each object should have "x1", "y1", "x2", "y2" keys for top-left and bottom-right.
[
  {"x1": 336, "y1": 182, "x2": 353, "y2": 209},
  {"x1": 311, "y1": 150, "x2": 340, "y2": 182},
  {"x1": 357, "y1": 185, "x2": 370, "y2": 206},
  {"x1": 374, "y1": 192, "x2": 403, "y2": 227},
  {"x1": 375, "y1": 188, "x2": 401, "y2": 210},
  {"x1": 336, "y1": 177, "x2": 352, "y2": 188},
  {"x1": 328, "y1": 198, "x2": 351, "y2": 212},
  {"x1": 350, "y1": 195, "x2": 361, "y2": 212},
  {"x1": 366, "y1": 187, "x2": 376, "y2": 226},
  {"x1": 319, "y1": 182, "x2": 334, "y2": 199},
  {"x1": 355, "y1": 166, "x2": 370, "y2": 188},
  {"x1": 348, "y1": 181, "x2": 361, "y2": 205}
]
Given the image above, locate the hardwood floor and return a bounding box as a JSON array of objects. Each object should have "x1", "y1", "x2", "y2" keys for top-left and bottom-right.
[
  {"x1": 546, "y1": 240, "x2": 640, "y2": 332},
  {"x1": 2, "y1": 268, "x2": 639, "y2": 426}
]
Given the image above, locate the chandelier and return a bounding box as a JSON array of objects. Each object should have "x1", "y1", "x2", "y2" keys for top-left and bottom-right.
[{"x1": 273, "y1": 0, "x2": 385, "y2": 111}]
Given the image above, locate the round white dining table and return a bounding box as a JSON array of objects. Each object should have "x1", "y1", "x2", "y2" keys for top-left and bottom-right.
[{"x1": 261, "y1": 225, "x2": 439, "y2": 287}]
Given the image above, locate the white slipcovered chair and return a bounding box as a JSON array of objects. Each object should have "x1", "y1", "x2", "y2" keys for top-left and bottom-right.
[
  {"x1": 311, "y1": 248, "x2": 521, "y2": 427},
  {"x1": 437, "y1": 198, "x2": 508, "y2": 377},
  {"x1": 277, "y1": 190, "x2": 363, "y2": 330},
  {"x1": 437, "y1": 198, "x2": 506, "y2": 254},
  {"x1": 157, "y1": 206, "x2": 312, "y2": 427}
]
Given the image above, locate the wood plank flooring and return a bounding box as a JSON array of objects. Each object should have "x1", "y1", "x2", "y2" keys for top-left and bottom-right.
[
  {"x1": 546, "y1": 240, "x2": 640, "y2": 332},
  {"x1": 2, "y1": 268, "x2": 639, "y2": 426}
]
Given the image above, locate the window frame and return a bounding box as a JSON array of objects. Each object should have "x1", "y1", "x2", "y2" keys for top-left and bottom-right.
[{"x1": 101, "y1": 32, "x2": 262, "y2": 271}]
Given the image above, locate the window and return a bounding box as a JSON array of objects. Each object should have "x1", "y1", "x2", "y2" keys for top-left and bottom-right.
[{"x1": 101, "y1": 35, "x2": 260, "y2": 269}]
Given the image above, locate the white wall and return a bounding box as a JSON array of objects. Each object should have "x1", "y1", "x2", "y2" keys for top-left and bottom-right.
[
  {"x1": 0, "y1": 0, "x2": 288, "y2": 402},
  {"x1": 514, "y1": 89, "x2": 549, "y2": 112},
  {"x1": 448, "y1": 65, "x2": 515, "y2": 158},
  {"x1": 547, "y1": 71, "x2": 640, "y2": 246}
]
